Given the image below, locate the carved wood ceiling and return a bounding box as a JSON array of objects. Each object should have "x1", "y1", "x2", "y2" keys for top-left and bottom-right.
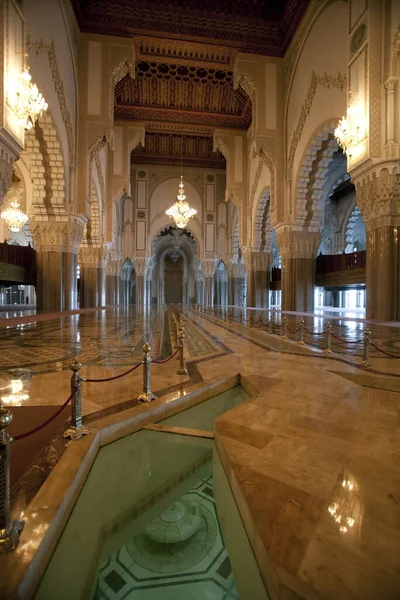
[
  {"x1": 72, "y1": 0, "x2": 310, "y2": 167},
  {"x1": 114, "y1": 61, "x2": 251, "y2": 130},
  {"x1": 72, "y1": 0, "x2": 310, "y2": 56},
  {"x1": 131, "y1": 133, "x2": 225, "y2": 169}
]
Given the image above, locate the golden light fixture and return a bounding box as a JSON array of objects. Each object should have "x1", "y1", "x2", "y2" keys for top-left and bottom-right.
[
  {"x1": 165, "y1": 137, "x2": 197, "y2": 229},
  {"x1": 1, "y1": 199, "x2": 28, "y2": 232},
  {"x1": 166, "y1": 175, "x2": 197, "y2": 229},
  {"x1": 334, "y1": 94, "x2": 365, "y2": 157},
  {"x1": 13, "y1": 67, "x2": 48, "y2": 130}
]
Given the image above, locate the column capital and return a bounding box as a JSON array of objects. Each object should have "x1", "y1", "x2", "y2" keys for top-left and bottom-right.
[
  {"x1": 79, "y1": 243, "x2": 111, "y2": 267},
  {"x1": 352, "y1": 165, "x2": 400, "y2": 231},
  {"x1": 31, "y1": 215, "x2": 86, "y2": 254},
  {"x1": 106, "y1": 255, "x2": 123, "y2": 275},
  {"x1": 132, "y1": 256, "x2": 150, "y2": 276},
  {"x1": 276, "y1": 228, "x2": 320, "y2": 260},
  {"x1": 226, "y1": 261, "x2": 246, "y2": 278},
  {"x1": 242, "y1": 248, "x2": 271, "y2": 271},
  {"x1": 201, "y1": 258, "x2": 218, "y2": 278}
]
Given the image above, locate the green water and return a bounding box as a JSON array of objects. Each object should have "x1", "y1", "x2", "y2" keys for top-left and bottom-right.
[
  {"x1": 35, "y1": 385, "x2": 261, "y2": 600},
  {"x1": 158, "y1": 385, "x2": 249, "y2": 431}
]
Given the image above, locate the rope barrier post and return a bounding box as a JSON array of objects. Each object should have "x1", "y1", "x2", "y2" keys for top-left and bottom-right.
[
  {"x1": 325, "y1": 323, "x2": 332, "y2": 354},
  {"x1": 172, "y1": 316, "x2": 178, "y2": 349},
  {"x1": 0, "y1": 405, "x2": 24, "y2": 554},
  {"x1": 137, "y1": 343, "x2": 157, "y2": 402},
  {"x1": 64, "y1": 357, "x2": 90, "y2": 441},
  {"x1": 298, "y1": 319, "x2": 305, "y2": 345},
  {"x1": 282, "y1": 316, "x2": 288, "y2": 339},
  {"x1": 177, "y1": 326, "x2": 188, "y2": 375},
  {"x1": 362, "y1": 328, "x2": 371, "y2": 367}
]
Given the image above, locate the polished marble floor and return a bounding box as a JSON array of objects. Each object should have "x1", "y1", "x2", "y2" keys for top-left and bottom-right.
[{"x1": 1, "y1": 306, "x2": 400, "y2": 599}]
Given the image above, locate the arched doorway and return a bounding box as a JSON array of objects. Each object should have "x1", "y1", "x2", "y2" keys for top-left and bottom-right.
[
  {"x1": 164, "y1": 252, "x2": 183, "y2": 304},
  {"x1": 120, "y1": 259, "x2": 136, "y2": 305}
]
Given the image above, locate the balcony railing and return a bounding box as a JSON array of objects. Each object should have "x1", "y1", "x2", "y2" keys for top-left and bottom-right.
[
  {"x1": 0, "y1": 243, "x2": 36, "y2": 269},
  {"x1": 316, "y1": 251, "x2": 366, "y2": 275}
]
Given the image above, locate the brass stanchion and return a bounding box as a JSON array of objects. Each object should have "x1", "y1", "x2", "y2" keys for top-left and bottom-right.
[
  {"x1": 64, "y1": 357, "x2": 90, "y2": 441},
  {"x1": 282, "y1": 316, "x2": 288, "y2": 339},
  {"x1": 268, "y1": 318, "x2": 273, "y2": 333},
  {"x1": 0, "y1": 405, "x2": 24, "y2": 553},
  {"x1": 362, "y1": 328, "x2": 371, "y2": 367},
  {"x1": 177, "y1": 326, "x2": 188, "y2": 375},
  {"x1": 298, "y1": 319, "x2": 305, "y2": 345},
  {"x1": 325, "y1": 323, "x2": 332, "y2": 353},
  {"x1": 172, "y1": 315, "x2": 179, "y2": 348},
  {"x1": 137, "y1": 344, "x2": 157, "y2": 402}
]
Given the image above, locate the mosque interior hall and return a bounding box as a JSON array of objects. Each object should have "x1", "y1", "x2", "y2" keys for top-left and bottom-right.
[{"x1": 1, "y1": 0, "x2": 400, "y2": 599}]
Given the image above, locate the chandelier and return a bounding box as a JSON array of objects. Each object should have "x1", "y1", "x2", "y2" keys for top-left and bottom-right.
[
  {"x1": 1, "y1": 200, "x2": 28, "y2": 232},
  {"x1": 13, "y1": 68, "x2": 48, "y2": 130},
  {"x1": 334, "y1": 96, "x2": 364, "y2": 157},
  {"x1": 166, "y1": 175, "x2": 197, "y2": 229}
]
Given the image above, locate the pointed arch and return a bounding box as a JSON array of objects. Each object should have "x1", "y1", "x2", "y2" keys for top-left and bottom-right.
[{"x1": 294, "y1": 119, "x2": 340, "y2": 232}]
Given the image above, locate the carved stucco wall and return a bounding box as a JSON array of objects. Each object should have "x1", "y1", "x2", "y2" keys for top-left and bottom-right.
[
  {"x1": 285, "y1": 1, "x2": 347, "y2": 221},
  {"x1": 24, "y1": 0, "x2": 77, "y2": 202}
]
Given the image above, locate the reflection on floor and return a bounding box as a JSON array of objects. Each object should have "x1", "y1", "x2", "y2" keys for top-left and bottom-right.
[{"x1": 95, "y1": 475, "x2": 238, "y2": 600}]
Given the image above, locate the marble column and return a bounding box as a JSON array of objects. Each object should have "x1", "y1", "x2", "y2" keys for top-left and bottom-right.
[
  {"x1": 226, "y1": 262, "x2": 246, "y2": 306},
  {"x1": 31, "y1": 216, "x2": 84, "y2": 312},
  {"x1": 132, "y1": 257, "x2": 150, "y2": 309},
  {"x1": 242, "y1": 250, "x2": 271, "y2": 309},
  {"x1": 106, "y1": 259, "x2": 121, "y2": 305},
  {"x1": 204, "y1": 277, "x2": 214, "y2": 307},
  {"x1": 353, "y1": 167, "x2": 400, "y2": 320},
  {"x1": 201, "y1": 259, "x2": 217, "y2": 307},
  {"x1": 78, "y1": 245, "x2": 110, "y2": 309},
  {"x1": 63, "y1": 252, "x2": 78, "y2": 310},
  {"x1": 366, "y1": 225, "x2": 399, "y2": 320},
  {"x1": 277, "y1": 229, "x2": 320, "y2": 313}
]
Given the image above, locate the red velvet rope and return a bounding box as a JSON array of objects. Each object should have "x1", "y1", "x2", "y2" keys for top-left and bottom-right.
[
  {"x1": 303, "y1": 327, "x2": 325, "y2": 336},
  {"x1": 369, "y1": 341, "x2": 400, "y2": 358},
  {"x1": 84, "y1": 361, "x2": 142, "y2": 383},
  {"x1": 153, "y1": 346, "x2": 180, "y2": 364},
  {"x1": 14, "y1": 389, "x2": 75, "y2": 441}
]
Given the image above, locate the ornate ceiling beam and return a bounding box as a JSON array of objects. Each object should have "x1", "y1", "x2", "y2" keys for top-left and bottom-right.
[{"x1": 114, "y1": 106, "x2": 250, "y2": 129}]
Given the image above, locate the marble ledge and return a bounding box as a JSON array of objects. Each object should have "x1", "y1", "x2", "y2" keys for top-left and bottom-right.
[
  {"x1": 213, "y1": 383, "x2": 400, "y2": 600},
  {"x1": 0, "y1": 373, "x2": 243, "y2": 600}
]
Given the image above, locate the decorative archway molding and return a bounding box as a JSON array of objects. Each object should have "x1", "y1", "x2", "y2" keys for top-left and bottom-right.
[{"x1": 293, "y1": 118, "x2": 340, "y2": 232}]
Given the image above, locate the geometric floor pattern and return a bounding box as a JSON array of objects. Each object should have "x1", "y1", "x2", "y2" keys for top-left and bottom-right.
[{"x1": 94, "y1": 475, "x2": 238, "y2": 600}]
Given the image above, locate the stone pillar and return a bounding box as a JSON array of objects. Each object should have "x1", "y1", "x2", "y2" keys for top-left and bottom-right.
[
  {"x1": 106, "y1": 259, "x2": 121, "y2": 305},
  {"x1": 242, "y1": 250, "x2": 271, "y2": 309},
  {"x1": 354, "y1": 168, "x2": 400, "y2": 320},
  {"x1": 132, "y1": 257, "x2": 150, "y2": 309},
  {"x1": 276, "y1": 229, "x2": 319, "y2": 313},
  {"x1": 201, "y1": 259, "x2": 217, "y2": 307},
  {"x1": 79, "y1": 245, "x2": 110, "y2": 308},
  {"x1": 31, "y1": 216, "x2": 84, "y2": 312}
]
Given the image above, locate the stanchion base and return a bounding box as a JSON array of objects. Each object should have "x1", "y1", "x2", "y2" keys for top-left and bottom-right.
[
  {"x1": 0, "y1": 519, "x2": 24, "y2": 554},
  {"x1": 137, "y1": 392, "x2": 157, "y2": 402},
  {"x1": 297, "y1": 341, "x2": 305, "y2": 345},
  {"x1": 177, "y1": 368, "x2": 188, "y2": 375},
  {"x1": 362, "y1": 361, "x2": 370, "y2": 368},
  {"x1": 324, "y1": 349, "x2": 333, "y2": 354},
  {"x1": 63, "y1": 425, "x2": 90, "y2": 441}
]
